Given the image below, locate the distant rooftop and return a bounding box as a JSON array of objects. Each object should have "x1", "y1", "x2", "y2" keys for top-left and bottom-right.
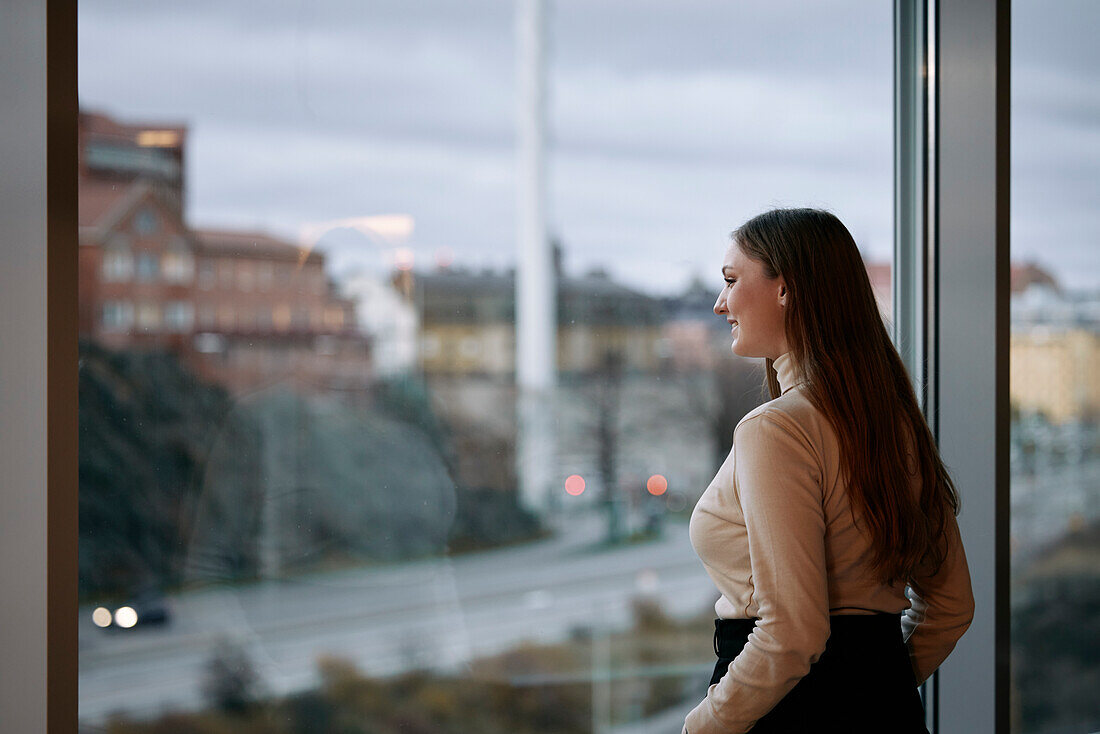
[{"x1": 193, "y1": 229, "x2": 322, "y2": 264}]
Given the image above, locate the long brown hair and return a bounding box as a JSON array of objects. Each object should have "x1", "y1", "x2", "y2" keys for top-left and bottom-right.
[{"x1": 733, "y1": 208, "x2": 959, "y2": 589}]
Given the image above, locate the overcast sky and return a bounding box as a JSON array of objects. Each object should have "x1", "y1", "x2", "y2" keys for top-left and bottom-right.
[{"x1": 78, "y1": 0, "x2": 1098, "y2": 294}]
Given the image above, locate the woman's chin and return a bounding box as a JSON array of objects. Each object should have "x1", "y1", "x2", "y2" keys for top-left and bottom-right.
[{"x1": 730, "y1": 341, "x2": 762, "y2": 360}]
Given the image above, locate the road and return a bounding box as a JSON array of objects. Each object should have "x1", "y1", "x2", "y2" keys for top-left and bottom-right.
[{"x1": 78, "y1": 513, "x2": 718, "y2": 725}]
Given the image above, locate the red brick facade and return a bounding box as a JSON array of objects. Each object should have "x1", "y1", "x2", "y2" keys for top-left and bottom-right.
[{"x1": 78, "y1": 110, "x2": 371, "y2": 394}]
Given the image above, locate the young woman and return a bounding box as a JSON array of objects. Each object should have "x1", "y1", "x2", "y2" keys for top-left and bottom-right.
[{"x1": 682, "y1": 208, "x2": 974, "y2": 734}]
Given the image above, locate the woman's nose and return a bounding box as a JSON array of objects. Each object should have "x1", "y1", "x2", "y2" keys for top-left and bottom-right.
[{"x1": 713, "y1": 293, "x2": 725, "y2": 316}]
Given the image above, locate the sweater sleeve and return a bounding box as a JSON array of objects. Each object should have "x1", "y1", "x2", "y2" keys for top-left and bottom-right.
[
  {"x1": 683, "y1": 412, "x2": 831, "y2": 734},
  {"x1": 901, "y1": 512, "x2": 974, "y2": 685}
]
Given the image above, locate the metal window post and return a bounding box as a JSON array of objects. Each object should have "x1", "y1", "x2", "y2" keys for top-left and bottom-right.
[
  {"x1": 0, "y1": 0, "x2": 79, "y2": 730},
  {"x1": 895, "y1": 0, "x2": 1011, "y2": 731}
]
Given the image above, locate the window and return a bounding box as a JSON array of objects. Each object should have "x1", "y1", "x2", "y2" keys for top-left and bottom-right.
[
  {"x1": 218, "y1": 260, "x2": 234, "y2": 288},
  {"x1": 163, "y1": 301, "x2": 194, "y2": 332},
  {"x1": 236, "y1": 261, "x2": 255, "y2": 292},
  {"x1": 132, "y1": 206, "x2": 159, "y2": 236},
  {"x1": 135, "y1": 251, "x2": 159, "y2": 282},
  {"x1": 100, "y1": 300, "x2": 134, "y2": 331},
  {"x1": 3, "y1": 2, "x2": 1036, "y2": 731},
  {"x1": 1009, "y1": 2, "x2": 1100, "y2": 731},
  {"x1": 459, "y1": 335, "x2": 480, "y2": 358},
  {"x1": 292, "y1": 306, "x2": 310, "y2": 329},
  {"x1": 273, "y1": 303, "x2": 291, "y2": 331},
  {"x1": 276, "y1": 262, "x2": 293, "y2": 285},
  {"x1": 324, "y1": 306, "x2": 345, "y2": 330},
  {"x1": 161, "y1": 240, "x2": 194, "y2": 283},
  {"x1": 420, "y1": 333, "x2": 441, "y2": 358},
  {"x1": 135, "y1": 302, "x2": 160, "y2": 331},
  {"x1": 69, "y1": 3, "x2": 896, "y2": 731},
  {"x1": 258, "y1": 261, "x2": 274, "y2": 290},
  {"x1": 101, "y1": 238, "x2": 133, "y2": 281},
  {"x1": 194, "y1": 332, "x2": 226, "y2": 354},
  {"x1": 197, "y1": 260, "x2": 216, "y2": 290}
]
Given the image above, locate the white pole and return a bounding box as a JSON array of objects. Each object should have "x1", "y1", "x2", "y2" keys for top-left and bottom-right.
[{"x1": 516, "y1": 0, "x2": 556, "y2": 514}]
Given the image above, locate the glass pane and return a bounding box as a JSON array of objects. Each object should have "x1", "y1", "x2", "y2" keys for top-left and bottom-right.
[
  {"x1": 77, "y1": 2, "x2": 891, "y2": 730},
  {"x1": 1010, "y1": 2, "x2": 1100, "y2": 732}
]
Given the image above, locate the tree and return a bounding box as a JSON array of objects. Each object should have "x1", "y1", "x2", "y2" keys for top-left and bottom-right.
[
  {"x1": 201, "y1": 638, "x2": 262, "y2": 715},
  {"x1": 684, "y1": 354, "x2": 767, "y2": 468},
  {"x1": 593, "y1": 350, "x2": 625, "y2": 543}
]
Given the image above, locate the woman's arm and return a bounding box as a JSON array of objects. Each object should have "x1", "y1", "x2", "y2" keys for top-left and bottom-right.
[
  {"x1": 683, "y1": 411, "x2": 831, "y2": 734},
  {"x1": 901, "y1": 513, "x2": 975, "y2": 685}
]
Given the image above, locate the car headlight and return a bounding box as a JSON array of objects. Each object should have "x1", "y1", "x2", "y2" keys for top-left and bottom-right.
[{"x1": 113, "y1": 606, "x2": 138, "y2": 628}]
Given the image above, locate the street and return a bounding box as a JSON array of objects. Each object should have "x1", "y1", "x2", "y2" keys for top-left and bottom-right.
[{"x1": 79, "y1": 513, "x2": 718, "y2": 725}]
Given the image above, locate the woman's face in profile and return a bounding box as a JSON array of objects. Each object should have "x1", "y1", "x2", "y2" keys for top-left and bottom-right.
[{"x1": 712, "y1": 241, "x2": 788, "y2": 360}]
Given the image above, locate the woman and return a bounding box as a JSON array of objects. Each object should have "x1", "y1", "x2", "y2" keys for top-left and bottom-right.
[{"x1": 682, "y1": 209, "x2": 974, "y2": 734}]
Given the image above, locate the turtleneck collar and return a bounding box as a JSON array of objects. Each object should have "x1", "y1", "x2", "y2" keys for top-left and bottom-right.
[{"x1": 772, "y1": 352, "x2": 803, "y2": 395}]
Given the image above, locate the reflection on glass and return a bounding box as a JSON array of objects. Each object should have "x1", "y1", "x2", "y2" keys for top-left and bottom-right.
[
  {"x1": 76, "y1": 2, "x2": 891, "y2": 730},
  {"x1": 1010, "y1": 2, "x2": 1100, "y2": 732}
]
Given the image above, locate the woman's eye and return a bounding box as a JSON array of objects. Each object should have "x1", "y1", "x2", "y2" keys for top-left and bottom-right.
[{"x1": 724, "y1": 278, "x2": 736, "y2": 286}]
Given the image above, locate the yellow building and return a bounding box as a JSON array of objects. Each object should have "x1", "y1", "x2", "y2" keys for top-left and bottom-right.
[
  {"x1": 414, "y1": 267, "x2": 665, "y2": 377},
  {"x1": 1010, "y1": 327, "x2": 1100, "y2": 423}
]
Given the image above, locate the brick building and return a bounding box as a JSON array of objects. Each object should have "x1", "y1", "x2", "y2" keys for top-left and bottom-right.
[{"x1": 78, "y1": 109, "x2": 371, "y2": 394}]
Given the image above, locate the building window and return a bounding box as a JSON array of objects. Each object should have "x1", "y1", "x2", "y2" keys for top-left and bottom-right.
[
  {"x1": 197, "y1": 260, "x2": 215, "y2": 290},
  {"x1": 163, "y1": 301, "x2": 194, "y2": 332},
  {"x1": 135, "y1": 302, "x2": 161, "y2": 331},
  {"x1": 218, "y1": 260, "x2": 234, "y2": 289},
  {"x1": 193, "y1": 332, "x2": 226, "y2": 354},
  {"x1": 101, "y1": 241, "x2": 134, "y2": 282},
  {"x1": 162, "y1": 242, "x2": 194, "y2": 284},
  {"x1": 132, "y1": 206, "x2": 160, "y2": 236},
  {"x1": 420, "y1": 334, "x2": 441, "y2": 358},
  {"x1": 324, "y1": 307, "x2": 345, "y2": 330},
  {"x1": 100, "y1": 301, "x2": 134, "y2": 331},
  {"x1": 237, "y1": 261, "x2": 255, "y2": 292},
  {"x1": 459, "y1": 336, "x2": 480, "y2": 358},
  {"x1": 258, "y1": 262, "x2": 274, "y2": 290},
  {"x1": 277, "y1": 263, "x2": 293, "y2": 285},
  {"x1": 273, "y1": 304, "x2": 291, "y2": 331},
  {"x1": 135, "y1": 252, "x2": 160, "y2": 282}
]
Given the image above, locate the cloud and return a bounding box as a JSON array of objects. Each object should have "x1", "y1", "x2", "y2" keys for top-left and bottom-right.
[{"x1": 77, "y1": 0, "x2": 1098, "y2": 294}]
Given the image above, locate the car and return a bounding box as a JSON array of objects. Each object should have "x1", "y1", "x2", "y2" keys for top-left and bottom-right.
[{"x1": 92, "y1": 588, "x2": 171, "y2": 630}]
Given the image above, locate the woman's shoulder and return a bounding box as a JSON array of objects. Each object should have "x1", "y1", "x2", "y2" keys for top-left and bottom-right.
[
  {"x1": 734, "y1": 388, "x2": 832, "y2": 460},
  {"x1": 736, "y1": 386, "x2": 822, "y2": 434}
]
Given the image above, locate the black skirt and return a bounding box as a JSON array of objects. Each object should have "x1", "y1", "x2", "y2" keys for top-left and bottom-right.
[{"x1": 710, "y1": 613, "x2": 928, "y2": 734}]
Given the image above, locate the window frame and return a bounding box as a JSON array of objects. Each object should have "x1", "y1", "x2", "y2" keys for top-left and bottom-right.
[
  {"x1": 0, "y1": 0, "x2": 1009, "y2": 730},
  {"x1": 0, "y1": 1, "x2": 79, "y2": 730},
  {"x1": 894, "y1": 0, "x2": 1011, "y2": 731}
]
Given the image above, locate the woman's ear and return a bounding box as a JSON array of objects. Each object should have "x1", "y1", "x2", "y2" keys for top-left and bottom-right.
[{"x1": 777, "y1": 280, "x2": 788, "y2": 307}]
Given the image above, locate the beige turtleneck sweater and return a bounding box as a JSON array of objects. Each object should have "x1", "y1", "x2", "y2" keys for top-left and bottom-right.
[{"x1": 683, "y1": 353, "x2": 974, "y2": 734}]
